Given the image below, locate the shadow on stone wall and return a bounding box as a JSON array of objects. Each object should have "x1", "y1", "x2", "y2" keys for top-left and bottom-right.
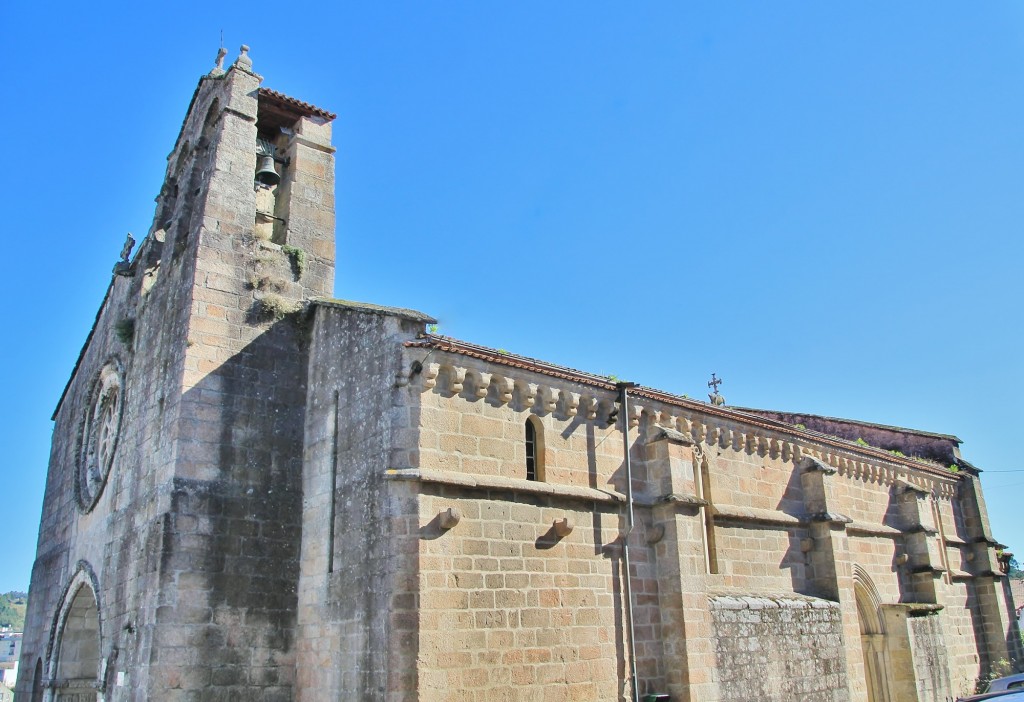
[{"x1": 156, "y1": 313, "x2": 308, "y2": 699}]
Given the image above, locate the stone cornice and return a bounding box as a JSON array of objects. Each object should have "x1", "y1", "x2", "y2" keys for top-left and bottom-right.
[
  {"x1": 385, "y1": 468, "x2": 626, "y2": 504},
  {"x1": 711, "y1": 505, "x2": 803, "y2": 528},
  {"x1": 846, "y1": 521, "x2": 903, "y2": 538},
  {"x1": 406, "y1": 335, "x2": 965, "y2": 485}
]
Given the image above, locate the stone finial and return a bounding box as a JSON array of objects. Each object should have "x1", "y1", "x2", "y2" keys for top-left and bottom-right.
[
  {"x1": 234, "y1": 44, "x2": 253, "y2": 70},
  {"x1": 119, "y1": 233, "x2": 135, "y2": 263},
  {"x1": 211, "y1": 47, "x2": 228, "y2": 75},
  {"x1": 113, "y1": 233, "x2": 136, "y2": 276},
  {"x1": 708, "y1": 372, "x2": 725, "y2": 406}
]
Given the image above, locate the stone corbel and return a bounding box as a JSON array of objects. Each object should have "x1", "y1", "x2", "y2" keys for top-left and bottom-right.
[
  {"x1": 675, "y1": 416, "x2": 692, "y2": 436},
  {"x1": 782, "y1": 441, "x2": 796, "y2": 462},
  {"x1": 448, "y1": 366, "x2": 467, "y2": 394},
  {"x1": 562, "y1": 391, "x2": 580, "y2": 417},
  {"x1": 494, "y1": 376, "x2": 514, "y2": 405},
  {"x1": 707, "y1": 424, "x2": 720, "y2": 446},
  {"x1": 471, "y1": 371, "x2": 492, "y2": 399},
  {"x1": 745, "y1": 433, "x2": 758, "y2": 453},
  {"x1": 516, "y1": 380, "x2": 538, "y2": 408},
  {"x1": 540, "y1": 386, "x2": 559, "y2": 414},
  {"x1": 582, "y1": 396, "x2": 599, "y2": 420},
  {"x1": 421, "y1": 362, "x2": 440, "y2": 389},
  {"x1": 599, "y1": 399, "x2": 618, "y2": 425},
  {"x1": 628, "y1": 403, "x2": 643, "y2": 429}
]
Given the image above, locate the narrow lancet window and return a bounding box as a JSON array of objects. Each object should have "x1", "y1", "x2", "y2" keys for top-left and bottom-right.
[{"x1": 525, "y1": 417, "x2": 542, "y2": 481}]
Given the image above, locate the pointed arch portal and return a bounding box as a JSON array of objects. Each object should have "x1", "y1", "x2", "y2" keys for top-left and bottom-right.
[
  {"x1": 853, "y1": 566, "x2": 893, "y2": 702},
  {"x1": 48, "y1": 565, "x2": 102, "y2": 701}
]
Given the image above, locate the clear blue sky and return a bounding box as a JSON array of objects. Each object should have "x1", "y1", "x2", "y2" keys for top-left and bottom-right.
[{"x1": 1, "y1": 2, "x2": 1023, "y2": 592}]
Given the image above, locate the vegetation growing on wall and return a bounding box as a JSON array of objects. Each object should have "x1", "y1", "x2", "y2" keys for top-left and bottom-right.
[
  {"x1": 281, "y1": 245, "x2": 307, "y2": 279},
  {"x1": 256, "y1": 293, "x2": 301, "y2": 321},
  {"x1": 115, "y1": 318, "x2": 135, "y2": 345}
]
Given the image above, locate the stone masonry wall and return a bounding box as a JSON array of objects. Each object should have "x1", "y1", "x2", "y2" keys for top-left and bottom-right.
[
  {"x1": 296, "y1": 304, "x2": 426, "y2": 701},
  {"x1": 16, "y1": 83, "x2": 219, "y2": 698},
  {"x1": 710, "y1": 595, "x2": 849, "y2": 702},
  {"x1": 405, "y1": 343, "x2": 1015, "y2": 701},
  {"x1": 908, "y1": 614, "x2": 952, "y2": 702},
  {"x1": 415, "y1": 487, "x2": 657, "y2": 702},
  {"x1": 406, "y1": 355, "x2": 666, "y2": 700}
]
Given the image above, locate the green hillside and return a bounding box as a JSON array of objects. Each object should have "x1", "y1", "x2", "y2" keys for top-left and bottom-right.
[{"x1": 0, "y1": 592, "x2": 27, "y2": 631}]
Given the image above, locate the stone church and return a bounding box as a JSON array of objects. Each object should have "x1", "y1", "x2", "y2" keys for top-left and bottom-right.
[{"x1": 16, "y1": 47, "x2": 1022, "y2": 702}]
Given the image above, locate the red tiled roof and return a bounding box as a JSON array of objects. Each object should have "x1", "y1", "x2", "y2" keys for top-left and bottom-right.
[{"x1": 258, "y1": 87, "x2": 336, "y2": 121}]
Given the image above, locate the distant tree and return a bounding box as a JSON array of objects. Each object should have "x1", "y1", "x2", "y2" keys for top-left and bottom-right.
[
  {"x1": 0, "y1": 593, "x2": 26, "y2": 630},
  {"x1": 1009, "y1": 556, "x2": 1024, "y2": 579}
]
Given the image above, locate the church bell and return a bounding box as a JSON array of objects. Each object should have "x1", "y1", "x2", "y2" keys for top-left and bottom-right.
[{"x1": 255, "y1": 155, "x2": 281, "y2": 186}]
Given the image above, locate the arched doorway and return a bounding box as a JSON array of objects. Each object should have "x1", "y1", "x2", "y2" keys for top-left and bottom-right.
[
  {"x1": 854, "y1": 567, "x2": 892, "y2": 702},
  {"x1": 31, "y1": 657, "x2": 43, "y2": 702},
  {"x1": 48, "y1": 566, "x2": 102, "y2": 701}
]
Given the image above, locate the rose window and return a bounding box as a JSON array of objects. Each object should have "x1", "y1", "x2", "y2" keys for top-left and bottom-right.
[{"x1": 78, "y1": 363, "x2": 123, "y2": 511}]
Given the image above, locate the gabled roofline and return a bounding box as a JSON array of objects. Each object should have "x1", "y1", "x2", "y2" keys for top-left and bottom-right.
[
  {"x1": 731, "y1": 406, "x2": 962, "y2": 444},
  {"x1": 52, "y1": 280, "x2": 115, "y2": 420}
]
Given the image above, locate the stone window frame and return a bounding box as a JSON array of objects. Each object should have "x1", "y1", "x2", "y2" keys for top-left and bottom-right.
[
  {"x1": 75, "y1": 359, "x2": 124, "y2": 513},
  {"x1": 525, "y1": 415, "x2": 544, "y2": 482}
]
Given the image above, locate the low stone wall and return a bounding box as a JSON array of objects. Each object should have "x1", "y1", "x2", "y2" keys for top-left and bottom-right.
[{"x1": 710, "y1": 595, "x2": 849, "y2": 702}]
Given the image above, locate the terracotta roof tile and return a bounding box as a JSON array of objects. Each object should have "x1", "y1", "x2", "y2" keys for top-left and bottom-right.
[{"x1": 258, "y1": 87, "x2": 336, "y2": 121}]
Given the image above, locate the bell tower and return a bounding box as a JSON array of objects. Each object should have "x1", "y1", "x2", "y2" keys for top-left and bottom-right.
[
  {"x1": 143, "y1": 44, "x2": 339, "y2": 699},
  {"x1": 17, "y1": 46, "x2": 338, "y2": 701}
]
